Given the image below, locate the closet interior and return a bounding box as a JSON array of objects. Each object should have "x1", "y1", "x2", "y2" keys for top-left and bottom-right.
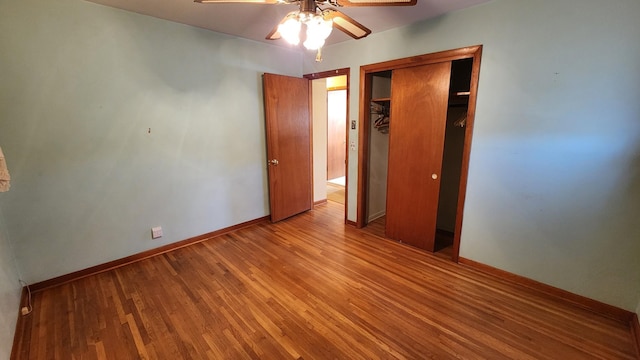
[{"x1": 367, "y1": 71, "x2": 392, "y2": 223}]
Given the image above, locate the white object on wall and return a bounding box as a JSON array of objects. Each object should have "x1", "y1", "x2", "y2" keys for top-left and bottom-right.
[
  {"x1": 151, "y1": 226, "x2": 163, "y2": 239},
  {"x1": 0, "y1": 147, "x2": 10, "y2": 192}
]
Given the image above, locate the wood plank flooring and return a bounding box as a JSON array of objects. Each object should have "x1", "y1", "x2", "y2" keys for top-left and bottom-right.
[
  {"x1": 13, "y1": 202, "x2": 637, "y2": 359},
  {"x1": 326, "y1": 182, "x2": 345, "y2": 205},
  {"x1": 365, "y1": 216, "x2": 453, "y2": 260}
]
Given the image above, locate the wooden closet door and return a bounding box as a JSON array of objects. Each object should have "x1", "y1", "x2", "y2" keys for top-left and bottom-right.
[{"x1": 385, "y1": 62, "x2": 452, "y2": 251}]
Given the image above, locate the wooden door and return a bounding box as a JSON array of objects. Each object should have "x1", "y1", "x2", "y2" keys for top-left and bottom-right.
[
  {"x1": 327, "y1": 89, "x2": 347, "y2": 180},
  {"x1": 263, "y1": 73, "x2": 312, "y2": 222},
  {"x1": 385, "y1": 62, "x2": 452, "y2": 250}
]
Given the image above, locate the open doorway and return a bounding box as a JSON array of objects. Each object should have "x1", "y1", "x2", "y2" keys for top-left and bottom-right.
[
  {"x1": 306, "y1": 69, "x2": 350, "y2": 223},
  {"x1": 326, "y1": 80, "x2": 347, "y2": 205}
]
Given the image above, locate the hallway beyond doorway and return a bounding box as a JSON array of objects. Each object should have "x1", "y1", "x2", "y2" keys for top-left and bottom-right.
[
  {"x1": 328, "y1": 176, "x2": 345, "y2": 186},
  {"x1": 327, "y1": 180, "x2": 345, "y2": 204}
]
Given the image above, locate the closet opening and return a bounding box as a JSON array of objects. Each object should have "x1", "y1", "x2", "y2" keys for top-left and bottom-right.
[
  {"x1": 356, "y1": 46, "x2": 482, "y2": 262},
  {"x1": 366, "y1": 70, "x2": 391, "y2": 226},
  {"x1": 434, "y1": 58, "x2": 474, "y2": 259}
]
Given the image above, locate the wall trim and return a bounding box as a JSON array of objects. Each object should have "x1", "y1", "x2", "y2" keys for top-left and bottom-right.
[
  {"x1": 346, "y1": 220, "x2": 357, "y2": 227},
  {"x1": 29, "y1": 216, "x2": 270, "y2": 293},
  {"x1": 11, "y1": 287, "x2": 30, "y2": 360},
  {"x1": 458, "y1": 257, "x2": 634, "y2": 324},
  {"x1": 314, "y1": 199, "x2": 328, "y2": 206},
  {"x1": 367, "y1": 211, "x2": 386, "y2": 223},
  {"x1": 304, "y1": 68, "x2": 350, "y2": 80},
  {"x1": 631, "y1": 313, "x2": 640, "y2": 358}
]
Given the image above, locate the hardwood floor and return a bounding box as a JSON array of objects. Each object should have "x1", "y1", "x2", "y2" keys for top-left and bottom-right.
[
  {"x1": 13, "y1": 202, "x2": 637, "y2": 359},
  {"x1": 326, "y1": 182, "x2": 345, "y2": 205},
  {"x1": 364, "y1": 216, "x2": 454, "y2": 260}
]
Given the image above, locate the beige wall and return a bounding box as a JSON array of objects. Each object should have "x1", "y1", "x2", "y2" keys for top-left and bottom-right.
[{"x1": 312, "y1": 79, "x2": 328, "y2": 202}]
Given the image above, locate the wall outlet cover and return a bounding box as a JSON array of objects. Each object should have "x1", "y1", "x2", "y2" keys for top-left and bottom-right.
[{"x1": 151, "y1": 226, "x2": 163, "y2": 239}]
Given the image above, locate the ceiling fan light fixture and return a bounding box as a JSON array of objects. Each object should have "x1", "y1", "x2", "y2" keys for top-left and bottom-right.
[
  {"x1": 278, "y1": 16, "x2": 302, "y2": 45},
  {"x1": 200, "y1": 0, "x2": 418, "y2": 52},
  {"x1": 303, "y1": 15, "x2": 333, "y2": 50}
]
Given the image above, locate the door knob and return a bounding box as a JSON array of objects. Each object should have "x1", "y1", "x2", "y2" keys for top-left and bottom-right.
[
  {"x1": 268, "y1": 159, "x2": 279, "y2": 166},
  {"x1": 431, "y1": 173, "x2": 438, "y2": 180}
]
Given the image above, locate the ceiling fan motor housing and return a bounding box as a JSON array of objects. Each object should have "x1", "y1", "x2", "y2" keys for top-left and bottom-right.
[{"x1": 300, "y1": 0, "x2": 318, "y2": 16}]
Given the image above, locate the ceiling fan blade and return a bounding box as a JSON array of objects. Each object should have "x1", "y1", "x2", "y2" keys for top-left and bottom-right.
[
  {"x1": 266, "y1": 24, "x2": 281, "y2": 40},
  {"x1": 335, "y1": 0, "x2": 416, "y2": 6},
  {"x1": 323, "y1": 9, "x2": 371, "y2": 39},
  {"x1": 195, "y1": 0, "x2": 282, "y2": 4},
  {"x1": 265, "y1": 12, "x2": 296, "y2": 40}
]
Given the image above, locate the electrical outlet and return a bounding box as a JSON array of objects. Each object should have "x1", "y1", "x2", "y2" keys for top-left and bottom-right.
[{"x1": 151, "y1": 226, "x2": 163, "y2": 239}]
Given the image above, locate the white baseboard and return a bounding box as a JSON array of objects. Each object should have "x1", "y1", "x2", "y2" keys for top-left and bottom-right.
[{"x1": 368, "y1": 211, "x2": 385, "y2": 222}]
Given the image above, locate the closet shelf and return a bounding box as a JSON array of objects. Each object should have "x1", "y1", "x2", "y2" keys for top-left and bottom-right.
[
  {"x1": 371, "y1": 97, "x2": 391, "y2": 104},
  {"x1": 449, "y1": 91, "x2": 470, "y2": 107}
]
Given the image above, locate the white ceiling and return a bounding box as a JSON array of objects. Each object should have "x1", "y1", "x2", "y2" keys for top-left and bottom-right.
[{"x1": 85, "y1": 0, "x2": 490, "y2": 47}]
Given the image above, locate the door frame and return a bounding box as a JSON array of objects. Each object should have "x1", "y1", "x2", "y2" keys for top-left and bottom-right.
[
  {"x1": 304, "y1": 68, "x2": 351, "y2": 224},
  {"x1": 356, "y1": 45, "x2": 482, "y2": 262}
]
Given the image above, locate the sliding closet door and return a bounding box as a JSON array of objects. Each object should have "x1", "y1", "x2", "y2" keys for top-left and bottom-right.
[{"x1": 385, "y1": 62, "x2": 451, "y2": 251}]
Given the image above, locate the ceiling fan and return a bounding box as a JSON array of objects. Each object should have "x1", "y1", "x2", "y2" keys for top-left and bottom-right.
[{"x1": 194, "y1": 0, "x2": 417, "y2": 60}]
